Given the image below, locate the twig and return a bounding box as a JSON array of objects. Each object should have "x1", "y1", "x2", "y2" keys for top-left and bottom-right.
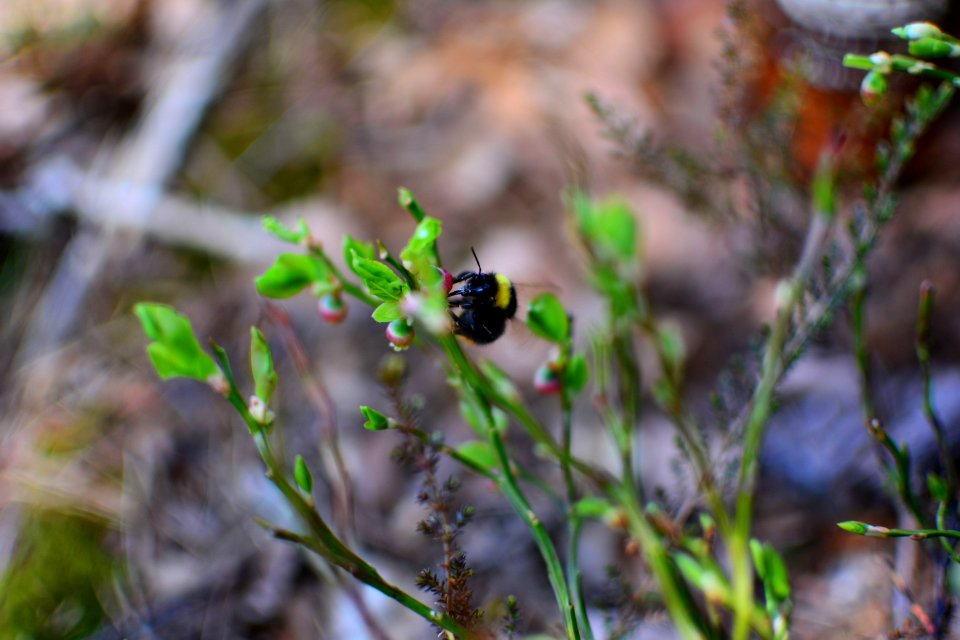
[{"x1": 263, "y1": 304, "x2": 356, "y2": 539}]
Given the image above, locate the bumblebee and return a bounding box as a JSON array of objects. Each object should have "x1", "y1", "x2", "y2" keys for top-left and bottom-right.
[{"x1": 448, "y1": 249, "x2": 517, "y2": 344}]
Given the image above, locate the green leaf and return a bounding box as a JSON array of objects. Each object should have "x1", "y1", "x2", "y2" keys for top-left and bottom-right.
[
  {"x1": 343, "y1": 235, "x2": 377, "y2": 277},
  {"x1": 675, "y1": 554, "x2": 729, "y2": 602},
  {"x1": 263, "y1": 216, "x2": 310, "y2": 244},
  {"x1": 572, "y1": 192, "x2": 637, "y2": 261},
  {"x1": 372, "y1": 301, "x2": 404, "y2": 323},
  {"x1": 457, "y1": 398, "x2": 508, "y2": 435},
  {"x1": 398, "y1": 187, "x2": 426, "y2": 222},
  {"x1": 563, "y1": 353, "x2": 589, "y2": 394},
  {"x1": 255, "y1": 253, "x2": 329, "y2": 299},
  {"x1": 763, "y1": 547, "x2": 791, "y2": 603},
  {"x1": 400, "y1": 216, "x2": 442, "y2": 263},
  {"x1": 134, "y1": 303, "x2": 218, "y2": 381},
  {"x1": 480, "y1": 360, "x2": 519, "y2": 402},
  {"x1": 456, "y1": 440, "x2": 498, "y2": 471},
  {"x1": 250, "y1": 327, "x2": 277, "y2": 405},
  {"x1": 351, "y1": 255, "x2": 406, "y2": 301},
  {"x1": 908, "y1": 37, "x2": 956, "y2": 57},
  {"x1": 526, "y1": 293, "x2": 570, "y2": 344},
  {"x1": 360, "y1": 406, "x2": 391, "y2": 431},
  {"x1": 651, "y1": 377, "x2": 674, "y2": 409},
  {"x1": 658, "y1": 323, "x2": 686, "y2": 368},
  {"x1": 842, "y1": 53, "x2": 874, "y2": 71},
  {"x1": 294, "y1": 455, "x2": 313, "y2": 494},
  {"x1": 571, "y1": 496, "x2": 613, "y2": 520},
  {"x1": 928, "y1": 473, "x2": 948, "y2": 501},
  {"x1": 837, "y1": 521, "x2": 869, "y2": 535},
  {"x1": 751, "y1": 540, "x2": 791, "y2": 603},
  {"x1": 811, "y1": 153, "x2": 837, "y2": 220}
]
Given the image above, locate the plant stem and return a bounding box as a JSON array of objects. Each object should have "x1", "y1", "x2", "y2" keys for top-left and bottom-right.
[
  {"x1": 561, "y1": 387, "x2": 594, "y2": 640},
  {"x1": 212, "y1": 346, "x2": 478, "y2": 639},
  {"x1": 489, "y1": 429, "x2": 582, "y2": 640},
  {"x1": 614, "y1": 486, "x2": 712, "y2": 640},
  {"x1": 730, "y1": 211, "x2": 829, "y2": 640},
  {"x1": 915, "y1": 281, "x2": 957, "y2": 492}
]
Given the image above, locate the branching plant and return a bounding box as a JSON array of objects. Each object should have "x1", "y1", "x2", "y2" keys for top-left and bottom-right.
[{"x1": 134, "y1": 21, "x2": 957, "y2": 640}]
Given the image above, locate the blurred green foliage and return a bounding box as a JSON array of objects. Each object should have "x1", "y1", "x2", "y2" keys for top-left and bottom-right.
[{"x1": 0, "y1": 510, "x2": 115, "y2": 640}]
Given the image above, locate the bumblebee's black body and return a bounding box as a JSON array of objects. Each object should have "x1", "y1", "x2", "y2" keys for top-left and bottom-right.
[{"x1": 448, "y1": 268, "x2": 517, "y2": 345}]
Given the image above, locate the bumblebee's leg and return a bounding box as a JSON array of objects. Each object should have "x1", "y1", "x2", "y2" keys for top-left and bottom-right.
[{"x1": 449, "y1": 309, "x2": 469, "y2": 337}]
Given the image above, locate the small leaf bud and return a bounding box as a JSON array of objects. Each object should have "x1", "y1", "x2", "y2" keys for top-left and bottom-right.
[
  {"x1": 894, "y1": 22, "x2": 944, "y2": 40},
  {"x1": 860, "y1": 70, "x2": 888, "y2": 106},
  {"x1": 248, "y1": 395, "x2": 275, "y2": 425},
  {"x1": 294, "y1": 455, "x2": 313, "y2": 494},
  {"x1": 207, "y1": 372, "x2": 230, "y2": 396}
]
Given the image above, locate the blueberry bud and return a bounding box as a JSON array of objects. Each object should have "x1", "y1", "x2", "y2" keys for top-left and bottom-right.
[
  {"x1": 318, "y1": 294, "x2": 347, "y2": 324},
  {"x1": 534, "y1": 363, "x2": 562, "y2": 395},
  {"x1": 386, "y1": 319, "x2": 414, "y2": 350}
]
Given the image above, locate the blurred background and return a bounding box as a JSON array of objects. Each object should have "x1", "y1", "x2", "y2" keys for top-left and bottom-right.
[{"x1": 2, "y1": 0, "x2": 960, "y2": 637}]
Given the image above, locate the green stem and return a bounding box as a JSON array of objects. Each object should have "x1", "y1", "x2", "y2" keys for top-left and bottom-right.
[
  {"x1": 438, "y1": 334, "x2": 580, "y2": 637},
  {"x1": 867, "y1": 419, "x2": 926, "y2": 524},
  {"x1": 439, "y1": 335, "x2": 612, "y2": 491},
  {"x1": 731, "y1": 212, "x2": 829, "y2": 640},
  {"x1": 611, "y1": 329, "x2": 642, "y2": 502},
  {"x1": 934, "y1": 502, "x2": 960, "y2": 563},
  {"x1": 850, "y1": 265, "x2": 876, "y2": 420},
  {"x1": 489, "y1": 429, "x2": 581, "y2": 640},
  {"x1": 614, "y1": 486, "x2": 711, "y2": 640},
  {"x1": 561, "y1": 387, "x2": 594, "y2": 640},
  {"x1": 915, "y1": 281, "x2": 957, "y2": 492},
  {"x1": 212, "y1": 347, "x2": 477, "y2": 639}
]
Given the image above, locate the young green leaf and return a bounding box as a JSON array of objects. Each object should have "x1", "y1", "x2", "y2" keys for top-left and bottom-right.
[
  {"x1": 263, "y1": 216, "x2": 310, "y2": 244},
  {"x1": 372, "y1": 301, "x2": 404, "y2": 323},
  {"x1": 571, "y1": 192, "x2": 638, "y2": 261},
  {"x1": 570, "y1": 496, "x2": 614, "y2": 520},
  {"x1": 751, "y1": 539, "x2": 791, "y2": 603},
  {"x1": 351, "y1": 254, "x2": 406, "y2": 301},
  {"x1": 928, "y1": 473, "x2": 948, "y2": 501},
  {"x1": 343, "y1": 235, "x2": 377, "y2": 277},
  {"x1": 563, "y1": 353, "x2": 589, "y2": 394},
  {"x1": 294, "y1": 455, "x2": 314, "y2": 494},
  {"x1": 456, "y1": 440, "x2": 499, "y2": 472},
  {"x1": 398, "y1": 187, "x2": 426, "y2": 222},
  {"x1": 256, "y1": 253, "x2": 329, "y2": 298},
  {"x1": 400, "y1": 216, "x2": 442, "y2": 264},
  {"x1": 658, "y1": 323, "x2": 686, "y2": 368},
  {"x1": 526, "y1": 293, "x2": 570, "y2": 344},
  {"x1": 360, "y1": 405, "x2": 391, "y2": 431},
  {"x1": 480, "y1": 360, "x2": 520, "y2": 402},
  {"x1": 134, "y1": 303, "x2": 219, "y2": 381},
  {"x1": 250, "y1": 327, "x2": 277, "y2": 405}
]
